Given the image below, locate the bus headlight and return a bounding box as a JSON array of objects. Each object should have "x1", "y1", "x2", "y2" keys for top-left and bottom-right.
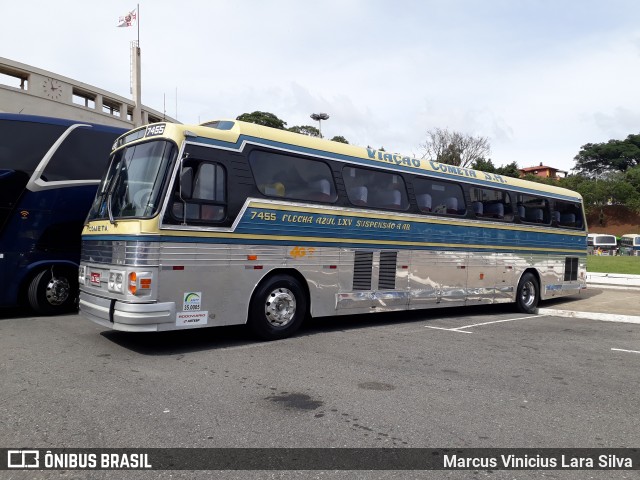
[
  {"x1": 108, "y1": 270, "x2": 126, "y2": 293},
  {"x1": 78, "y1": 265, "x2": 86, "y2": 285}
]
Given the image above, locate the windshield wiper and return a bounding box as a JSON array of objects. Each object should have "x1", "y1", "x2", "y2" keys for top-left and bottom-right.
[{"x1": 106, "y1": 161, "x2": 125, "y2": 226}]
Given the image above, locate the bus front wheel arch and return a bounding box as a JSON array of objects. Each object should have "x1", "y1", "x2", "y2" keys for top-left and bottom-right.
[
  {"x1": 27, "y1": 266, "x2": 78, "y2": 315},
  {"x1": 248, "y1": 273, "x2": 308, "y2": 341},
  {"x1": 515, "y1": 271, "x2": 540, "y2": 314}
]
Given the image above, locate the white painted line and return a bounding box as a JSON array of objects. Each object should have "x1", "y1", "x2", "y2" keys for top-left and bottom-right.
[
  {"x1": 425, "y1": 326, "x2": 473, "y2": 334},
  {"x1": 425, "y1": 315, "x2": 542, "y2": 333},
  {"x1": 538, "y1": 308, "x2": 640, "y2": 325},
  {"x1": 611, "y1": 348, "x2": 640, "y2": 355},
  {"x1": 455, "y1": 315, "x2": 543, "y2": 330}
]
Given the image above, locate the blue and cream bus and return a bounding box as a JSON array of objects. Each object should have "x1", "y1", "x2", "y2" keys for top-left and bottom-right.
[
  {"x1": 78, "y1": 120, "x2": 587, "y2": 339},
  {"x1": 0, "y1": 114, "x2": 125, "y2": 314},
  {"x1": 619, "y1": 234, "x2": 640, "y2": 256}
]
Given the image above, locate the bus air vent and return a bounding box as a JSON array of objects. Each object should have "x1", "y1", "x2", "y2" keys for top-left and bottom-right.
[
  {"x1": 564, "y1": 257, "x2": 579, "y2": 281},
  {"x1": 353, "y1": 251, "x2": 373, "y2": 291},
  {"x1": 378, "y1": 251, "x2": 398, "y2": 290}
]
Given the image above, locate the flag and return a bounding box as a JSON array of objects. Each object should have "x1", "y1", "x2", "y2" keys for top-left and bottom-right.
[{"x1": 117, "y1": 9, "x2": 137, "y2": 28}]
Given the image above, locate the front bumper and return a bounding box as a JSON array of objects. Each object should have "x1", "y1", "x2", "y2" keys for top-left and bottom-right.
[{"x1": 79, "y1": 291, "x2": 176, "y2": 332}]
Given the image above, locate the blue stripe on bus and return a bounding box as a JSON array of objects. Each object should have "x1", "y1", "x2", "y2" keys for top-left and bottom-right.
[{"x1": 80, "y1": 234, "x2": 586, "y2": 256}]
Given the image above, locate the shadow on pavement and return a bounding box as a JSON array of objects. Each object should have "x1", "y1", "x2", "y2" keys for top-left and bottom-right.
[{"x1": 100, "y1": 303, "x2": 519, "y2": 356}]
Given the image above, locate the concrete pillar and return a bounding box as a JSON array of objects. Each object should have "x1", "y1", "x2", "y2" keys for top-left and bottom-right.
[
  {"x1": 132, "y1": 41, "x2": 142, "y2": 127},
  {"x1": 94, "y1": 94, "x2": 103, "y2": 112}
]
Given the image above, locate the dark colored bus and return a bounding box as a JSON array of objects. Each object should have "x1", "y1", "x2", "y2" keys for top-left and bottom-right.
[{"x1": 0, "y1": 114, "x2": 125, "y2": 313}]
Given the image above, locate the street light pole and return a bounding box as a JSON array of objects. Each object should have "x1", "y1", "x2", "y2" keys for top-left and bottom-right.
[{"x1": 310, "y1": 113, "x2": 329, "y2": 137}]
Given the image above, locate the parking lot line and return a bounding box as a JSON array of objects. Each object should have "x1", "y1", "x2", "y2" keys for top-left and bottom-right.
[
  {"x1": 423, "y1": 326, "x2": 473, "y2": 334},
  {"x1": 611, "y1": 348, "x2": 640, "y2": 355},
  {"x1": 425, "y1": 314, "x2": 544, "y2": 333}
]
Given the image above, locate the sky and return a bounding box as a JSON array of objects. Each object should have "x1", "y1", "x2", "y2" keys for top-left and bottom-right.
[{"x1": 2, "y1": 0, "x2": 640, "y2": 172}]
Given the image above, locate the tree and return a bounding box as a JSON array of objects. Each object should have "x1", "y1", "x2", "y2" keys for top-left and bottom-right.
[
  {"x1": 495, "y1": 161, "x2": 521, "y2": 179},
  {"x1": 470, "y1": 158, "x2": 496, "y2": 172},
  {"x1": 573, "y1": 134, "x2": 640, "y2": 177},
  {"x1": 288, "y1": 125, "x2": 321, "y2": 137},
  {"x1": 419, "y1": 128, "x2": 491, "y2": 168},
  {"x1": 236, "y1": 111, "x2": 287, "y2": 130},
  {"x1": 330, "y1": 135, "x2": 349, "y2": 144}
]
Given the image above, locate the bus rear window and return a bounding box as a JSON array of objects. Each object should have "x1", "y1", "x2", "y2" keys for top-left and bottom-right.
[{"x1": 554, "y1": 200, "x2": 583, "y2": 229}]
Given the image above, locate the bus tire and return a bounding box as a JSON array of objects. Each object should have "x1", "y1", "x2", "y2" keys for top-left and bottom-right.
[
  {"x1": 515, "y1": 272, "x2": 539, "y2": 314},
  {"x1": 28, "y1": 268, "x2": 78, "y2": 315},
  {"x1": 248, "y1": 274, "x2": 307, "y2": 340}
]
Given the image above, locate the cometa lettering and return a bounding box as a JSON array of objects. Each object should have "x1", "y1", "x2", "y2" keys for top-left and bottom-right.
[{"x1": 428, "y1": 160, "x2": 507, "y2": 184}]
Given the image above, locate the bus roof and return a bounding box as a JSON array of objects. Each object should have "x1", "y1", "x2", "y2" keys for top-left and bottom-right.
[{"x1": 116, "y1": 119, "x2": 584, "y2": 202}]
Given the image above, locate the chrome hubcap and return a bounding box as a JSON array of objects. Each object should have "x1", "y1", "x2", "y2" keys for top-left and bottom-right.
[
  {"x1": 264, "y1": 288, "x2": 296, "y2": 327},
  {"x1": 45, "y1": 277, "x2": 70, "y2": 306},
  {"x1": 520, "y1": 280, "x2": 536, "y2": 308}
]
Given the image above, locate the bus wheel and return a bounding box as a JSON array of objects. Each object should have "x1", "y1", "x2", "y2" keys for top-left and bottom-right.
[
  {"x1": 516, "y1": 272, "x2": 539, "y2": 314},
  {"x1": 248, "y1": 275, "x2": 307, "y2": 340},
  {"x1": 28, "y1": 268, "x2": 78, "y2": 315}
]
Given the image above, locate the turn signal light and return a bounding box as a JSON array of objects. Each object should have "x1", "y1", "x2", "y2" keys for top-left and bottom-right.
[
  {"x1": 128, "y1": 271, "x2": 153, "y2": 295},
  {"x1": 128, "y1": 272, "x2": 137, "y2": 295}
]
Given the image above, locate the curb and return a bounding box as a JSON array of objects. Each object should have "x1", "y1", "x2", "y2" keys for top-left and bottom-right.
[
  {"x1": 587, "y1": 283, "x2": 640, "y2": 291},
  {"x1": 586, "y1": 272, "x2": 640, "y2": 287},
  {"x1": 538, "y1": 308, "x2": 640, "y2": 325}
]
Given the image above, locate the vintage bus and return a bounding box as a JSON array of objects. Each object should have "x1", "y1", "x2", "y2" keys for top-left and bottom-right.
[
  {"x1": 587, "y1": 233, "x2": 617, "y2": 255},
  {"x1": 619, "y1": 234, "x2": 640, "y2": 256},
  {"x1": 0, "y1": 114, "x2": 125, "y2": 313},
  {"x1": 78, "y1": 120, "x2": 587, "y2": 339}
]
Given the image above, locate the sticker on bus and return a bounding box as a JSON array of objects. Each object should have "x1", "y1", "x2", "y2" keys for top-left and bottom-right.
[
  {"x1": 176, "y1": 311, "x2": 208, "y2": 326},
  {"x1": 182, "y1": 292, "x2": 202, "y2": 311}
]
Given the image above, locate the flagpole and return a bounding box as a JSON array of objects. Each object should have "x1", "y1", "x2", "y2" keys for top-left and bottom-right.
[{"x1": 137, "y1": 3, "x2": 140, "y2": 46}]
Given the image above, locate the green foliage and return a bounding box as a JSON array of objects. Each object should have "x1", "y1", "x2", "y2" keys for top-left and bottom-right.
[
  {"x1": 236, "y1": 111, "x2": 287, "y2": 130},
  {"x1": 495, "y1": 161, "x2": 521, "y2": 178},
  {"x1": 288, "y1": 125, "x2": 321, "y2": 137},
  {"x1": 330, "y1": 135, "x2": 349, "y2": 144},
  {"x1": 573, "y1": 134, "x2": 640, "y2": 176},
  {"x1": 470, "y1": 158, "x2": 496, "y2": 172},
  {"x1": 470, "y1": 158, "x2": 520, "y2": 179}
]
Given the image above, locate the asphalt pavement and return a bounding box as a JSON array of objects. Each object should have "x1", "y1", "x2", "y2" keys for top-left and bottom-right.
[{"x1": 540, "y1": 273, "x2": 640, "y2": 324}]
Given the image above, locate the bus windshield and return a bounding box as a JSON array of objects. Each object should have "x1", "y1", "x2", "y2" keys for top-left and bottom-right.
[{"x1": 88, "y1": 140, "x2": 176, "y2": 221}]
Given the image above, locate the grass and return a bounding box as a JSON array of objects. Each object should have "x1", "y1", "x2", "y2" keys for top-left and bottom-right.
[{"x1": 587, "y1": 255, "x2": 640, "y2": 275}]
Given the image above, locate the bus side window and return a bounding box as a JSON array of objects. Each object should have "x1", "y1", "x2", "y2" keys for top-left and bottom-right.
[
  {"x1": 518, "y1": 194, "x2": 549, "y2": 225},
  {"x1": 413, "y1": 177, "x2": 465, "y2": 216},
  {"x1": 470, "y1": 187, "x2": 510, "y2": 221},
  {"x1": 172, "y1": 161, "x2": 226, "y2": 223},
  {"x1": 249, "y1": 150, "x2": 337, "y2": 203}
]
